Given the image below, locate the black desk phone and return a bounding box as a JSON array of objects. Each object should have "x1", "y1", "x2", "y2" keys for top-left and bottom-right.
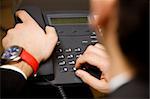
[{"x1": 16, "y1": 6, "x2": 101, "y2": 85}]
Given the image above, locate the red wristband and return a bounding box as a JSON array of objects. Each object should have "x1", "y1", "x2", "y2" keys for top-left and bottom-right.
[{"x1": 20, "y1": 50, "x2": 39, "y2": 74}]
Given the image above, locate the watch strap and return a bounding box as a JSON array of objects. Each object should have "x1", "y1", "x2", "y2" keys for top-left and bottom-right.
[{"x1": 20, "y1": 50, "x2": 39, "y2": 74}]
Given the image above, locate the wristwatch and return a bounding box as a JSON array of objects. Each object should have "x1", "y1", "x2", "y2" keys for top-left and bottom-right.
[{"x1": 0, "y1": 45, "x2": 39, "y2": 74}]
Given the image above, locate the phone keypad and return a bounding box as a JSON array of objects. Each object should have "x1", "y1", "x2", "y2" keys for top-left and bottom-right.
[
  {"x1": 59, "y1": 61, "x2": 66, "y2": 66},
  {"x1": 57, "y1": 55, "x2": 65, "y2": 59},
  {"x1": 56, "y1": 48, "x2": 63, "y2": 53},
  {"x1": 62, "y1": 67, "x2": 68, "y2": 72},
  {"x1": 81, "y1": 40, "x2": 89, "y2": 44},
  {"x1": 67, "y1": 54, "x2": 74, "y2": 59},
  {"x1": 65, "y1": 48, "x2": 72, "y2": 53},
  {"x1": 54, "y1": 31, "x2": 99, "y2": 74},
  {"x1": 68, "y1": 61, "x2": 75, "y2": 65},
  {"x1": 74, "y1": 48, "x2": 82, "y2": 52}
]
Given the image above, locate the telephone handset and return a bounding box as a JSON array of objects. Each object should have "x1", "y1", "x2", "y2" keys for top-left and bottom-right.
[{"x1": 16, "y1": 6, "x2": 101, "y2": 85}]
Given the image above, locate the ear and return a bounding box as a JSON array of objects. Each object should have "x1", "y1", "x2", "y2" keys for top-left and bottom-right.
[{"x1": 90, "y1": 0, "x2": 117, "y2": 27}]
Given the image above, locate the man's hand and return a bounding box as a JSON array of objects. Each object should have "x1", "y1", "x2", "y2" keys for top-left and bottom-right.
[
  {"x1": 2, "y1": 10, "x2": 58, "y2": 77},
  {"x1": 2, "y1": 10, "x2": 58, "y2": 62},
  {"x1": 75, "y1": 43, "x2": 110, "y2": 93}
]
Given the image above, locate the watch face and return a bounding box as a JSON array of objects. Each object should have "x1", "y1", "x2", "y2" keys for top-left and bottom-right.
[{"x1": 1, "y1": 46, "x2": 23, "y2": 61}]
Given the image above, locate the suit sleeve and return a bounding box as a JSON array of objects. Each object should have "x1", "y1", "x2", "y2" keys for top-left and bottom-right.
[{"x1": 0, "y1": 68, "x2": 26, "y2": 97}]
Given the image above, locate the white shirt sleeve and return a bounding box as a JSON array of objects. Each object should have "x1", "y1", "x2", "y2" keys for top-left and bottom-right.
[
  {"x1": 109, "y1": 72, "x2": 132, "y2": 93},
  {"x1": 0, "y1": 65, "x2": 27, "y2": 80}
]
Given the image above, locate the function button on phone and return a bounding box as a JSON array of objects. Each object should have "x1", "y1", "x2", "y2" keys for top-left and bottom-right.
[
  {"x1": 74, "y1": 48, "x2": 81, "y2": 52},
  {"x1": 65, "y1": 48, "x2": 72, "y2": 53},
  {"x1": 63, "y1": 67, "x2": 68, "y2": 72},
  {"x1": 91, "y1": 40, "x2": 98, "y2": 44},
  {"x1": 69, "y1": 67, "x2": 77, "y2": 72},
  {"x1": 60, "y1": 67, "x2": 68, "y2": 72},
  {"x1": 59, "y1": 61, "x2": 66, "y2": 66},
  {"x1": 73, "y1": 67, "x2": 77, "y2": 71},
  {"x1": 82, "y1": 40, "x2": 89, "y2": 44},
  {"x1": 57, "y1": 55, "x2": 65, "y2": 59},
  {"x1": 56, "y1": 48, "x2": 63, "y2": 53},
  {"x1": 91, "y1": 32, "x2": 96, "y2": 36},
  {"x1": 67, "y1": 54, "x2": 74, "y2": 59},
  {"x1": 90, "y1": 36, "x2": 97, "y2": 39},
  {"x1": 68, "y1": 61, "x2": 75, "y2": 65}
]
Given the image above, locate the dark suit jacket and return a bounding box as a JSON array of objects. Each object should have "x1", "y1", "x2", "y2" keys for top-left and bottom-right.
[
  {"x1": 0, "y1": 68, "x2": 26, "y2": 98},
  {"x1": 1, "y1": 68, "x2": 149, "y2": 98},
  {"x1": 0, "y1": 68, "x2": 93, "y2": 98},
  {"x1": 108, "y1": 78, "x2": 149, "y2": 98}
]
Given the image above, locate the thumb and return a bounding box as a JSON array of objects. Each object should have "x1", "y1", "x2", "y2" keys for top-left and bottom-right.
[
  {"x1": 45, "y1": 26, "x2": 58, "y2": 43},
  {"x1": 75, "y1": 69, "x2": 109, "y2": 93},
  {"x1": 43, "y1": 26, "x2": 58, "y2": 60},
  {"x1": 45, "y1": 26, "x2": 58, "y2": 50}
]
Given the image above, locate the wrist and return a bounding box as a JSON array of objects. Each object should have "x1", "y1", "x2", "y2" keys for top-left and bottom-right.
[
  {"x1": 1, "y1": 45, "x2": 39, "y2": 75},
  {"x1": 9, "y1": 61, "x2": 33, "y2": 77},
  {"x1": 27, "y1": 50, "x2": 42, "y2": 63},
  {"x1": 20, "y1": 49, "x2": 39, "y2": 74}
]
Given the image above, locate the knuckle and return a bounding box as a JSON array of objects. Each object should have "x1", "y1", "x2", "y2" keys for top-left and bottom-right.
[
  {"x1": 2, "y1": 37, "x2": 5, "y2": 44},
  {"x1": 2, "y1": 37, "x2": 7, "y2": 46},
  {"x1": 85, "y1": 45, "x2": 94, "y2": 54},
  {"x1": 87, "y1": 45, "x2": 94, "y2": 51},
  {"x1": 95, "y1": 43, "x2": 105, "y2": 49},
  {"x1": 77, "y1": 55, "x2": 83, "y2": 61},
  {"x1": 15, "y1": 23, "x2": 22, "y2": 29},
  {"x1": 95, "y1": 43, "x2": 100, "y2": 46},
  {"x1": 84, "y1": 51, "x2": 93, "y2": 58},
  {"x1": 76, "y1": 55, "x2": 85, "y2": 65},
  {"x1": 17, "y1": 10, "x2": 26, "y2": 15},
  {"x1": 7, "y1": 28, "x2": 14, "y2": 34},
  {"x1": 51, "y1": 27, "x2": 56, "y2": 31},
  {"x1": 76, "y1": 57, "x2": 80, "y2": 61}
]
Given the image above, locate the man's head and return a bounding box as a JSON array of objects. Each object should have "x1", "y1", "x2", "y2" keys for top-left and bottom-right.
[{"x1": 90, "y1": 0, "x2": 149, "y2": 81}]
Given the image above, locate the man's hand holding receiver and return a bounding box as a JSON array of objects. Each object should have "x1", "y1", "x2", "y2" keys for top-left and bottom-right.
[{"x1": 2, "y1": 10, "x2": 58, "y2": 77}]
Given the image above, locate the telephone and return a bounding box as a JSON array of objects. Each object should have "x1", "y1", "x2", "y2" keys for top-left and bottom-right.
[{"x1": 16, "y1": 6, "x2": 101, "y2": 85}]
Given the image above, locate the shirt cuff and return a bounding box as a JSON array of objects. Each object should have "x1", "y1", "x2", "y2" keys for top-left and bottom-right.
[
  {"x1": 109, "y1": 72, "x2": 132, "y2": 93},
  {"x1": 0, "y1": 65, "x2": 27, "y2": 80}
]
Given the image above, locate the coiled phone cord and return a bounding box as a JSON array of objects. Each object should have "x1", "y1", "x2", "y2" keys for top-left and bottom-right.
[
  {"x1": 57, "y1": 86, "x2": 67, "y2": 99},
  {"x1": 34, "y1": 78, "x2": 67, "y2": 99}
]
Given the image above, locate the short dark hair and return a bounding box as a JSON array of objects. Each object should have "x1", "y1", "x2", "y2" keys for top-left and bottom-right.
[{"x1": 118, "y1": 0, "x2": 149, "y2": 81}]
